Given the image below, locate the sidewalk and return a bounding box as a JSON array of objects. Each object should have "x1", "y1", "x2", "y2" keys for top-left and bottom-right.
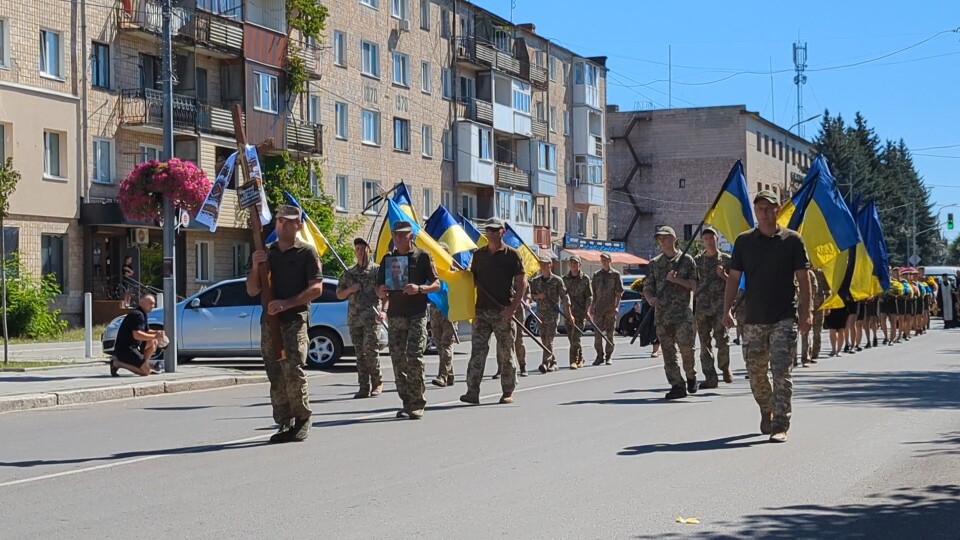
[{"x1": 0, "y1": 361, "x2": 268, "y2": 414}]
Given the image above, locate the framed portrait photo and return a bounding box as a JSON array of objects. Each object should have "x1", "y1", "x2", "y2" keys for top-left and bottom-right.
[{"x1": 384, "y1": 255, "x2": 410, "y2": 292}]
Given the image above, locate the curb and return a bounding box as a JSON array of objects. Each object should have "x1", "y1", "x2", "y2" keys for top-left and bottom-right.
[
  {"x1": 0, "y1": 360, "x2": 110, "y2": 373},
  {"x1": 0, "y1": 375, "x2": 270, "y2": 414}
]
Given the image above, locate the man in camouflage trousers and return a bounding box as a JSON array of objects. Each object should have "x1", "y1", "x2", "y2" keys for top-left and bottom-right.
[
  {"x1": 495, "y1": 288, "x2": 531, "y2": 379},
  {"x1": 428, "y1": 243, "x2": 458, "y2": 387},
  {"x1": 247, "y1": 205, "x2": 324, "y2": 444},
  {"x1": 724, "y1": 190, "x2": 812, "y2": 443},
  {"x1": 799, "y1": 268, "x2": 827, "y2": 367},
  {"x1": 694, "y1": 227, "x2": 731, "y2": 388},
  {"x1": 564, "y1": 256, "x2": 593, "y2": 369},
  {"x1": 461, "y1": 218, "x2": 527, "y2": 405},
  {"x1": 337, "y1": 237, "x2": 387, "y2": 398},
  {"x1": 590, "y1": 252, "x2": 622, "y2": 366},
  {"x1": 529, "y1": 255, "x2": 572, "y2": 373},
  {"x1": 643, "y1": 226, "x2": 699, "y2": 399}
]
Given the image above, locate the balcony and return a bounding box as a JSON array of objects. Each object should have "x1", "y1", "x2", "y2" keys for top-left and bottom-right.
[
  {"x1": 117, "y1": 0, "x2": 243, "y2": 58},
  {"x1": 455, "y1": 37, "x2": 521, "y2": 77},
  {"x1": 455, "y1": 98, "x2": 493, "y2": 125},
  {"x1": 496, "y1": 163, "x2": 530, "y2": 190},
  {"x1": 293, "y1": 44, "x2": 323, "y2": 80},
  {"x1": 286, "y1": 118, "x2": 323, "y2": 155},
  {"x1": 533, "y1": 225, "x2": 552, "y2": 247},
  {"x1": 529, "y1": 65, "x2": 548, "y2": 89},
  {"x1": 198, "y1": 105, "x2": 235, "y2": 136},
  {"x1": 573, "y1": 180, "x2": 605, "y2": 207},
  {"x1": 119, "y1": 88, "x2": 199, "y2": 133},
  {"x1": 531, "y1": 118, "x2": 548, "y2": 140}
]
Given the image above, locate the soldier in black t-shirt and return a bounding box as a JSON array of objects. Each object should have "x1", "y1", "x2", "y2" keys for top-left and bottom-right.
[{"x1": 110, "y1": 293, "x2": 164, "y2": 377}]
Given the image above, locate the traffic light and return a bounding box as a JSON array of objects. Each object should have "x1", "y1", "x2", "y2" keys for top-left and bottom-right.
[{"x1": 949, "y1": 213, "x2": 955, "y2": 230}]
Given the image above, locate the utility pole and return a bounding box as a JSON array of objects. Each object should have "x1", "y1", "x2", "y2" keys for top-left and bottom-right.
[
  {"x1": 161, "y1": 0, "x2": 178, "y2": 372},
  {"x1": 792, "y1": 41, "x2": 807, "y2": 137}
]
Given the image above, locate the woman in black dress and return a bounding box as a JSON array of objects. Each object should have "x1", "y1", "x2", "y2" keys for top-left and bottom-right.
[{"x1": 825, "y1": 301, "x2": 850, "y2": 357}]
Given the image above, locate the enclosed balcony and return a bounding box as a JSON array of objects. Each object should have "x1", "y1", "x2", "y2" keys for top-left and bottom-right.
[
  {"x1": 572, "y1": 106, "x2": 604, "y2": 158},
  {"x1": 455, "y1": 121, "x2": 495, "y2": 187},
  {"x1": 573, "y1": 180, "x2": 605, "y2": 207},
  {"x1": 492, "y1": 75, "x2": 532, "y2": 138},
  {"x1": 516, "y1": 140, "x2": 557, "y2": 198}
]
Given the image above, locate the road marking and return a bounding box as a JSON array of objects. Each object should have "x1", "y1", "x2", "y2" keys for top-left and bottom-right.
[{"x1": 0, "y1": 364, "x2": 659, "y2": 489}]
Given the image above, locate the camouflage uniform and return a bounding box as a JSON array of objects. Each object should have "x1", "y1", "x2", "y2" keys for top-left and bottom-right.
[
  {"x1": 429, "y1": 303, "x2": 456, "y2": 384},
  {"x1": 529, "y1": 273, "x2": 569, "y2": 370},
  {"x1": 743, "y1": 319, "x2": 797, "y2": 432},
  {"x1": 388, "y1": 315, "x2": 428, "y2": 413},
  {"x1": 260, "y1": 318, "x2": 312, "y2": 426},
  {"x1": 338, "y1": 262, "x2": 383, "y2": 395},
  {"x1": 694, "y1": 251, "x2": 730, "y2": 380},
  {"x1": 563, "y1": 272, "x2": 593, "y2": 367},
  {"x1": 514, "y1": 299, "x2": 527, "y2": 374},
  {"x1": 591, "y1": 267, "x2": 622, "y2": 364},
  {"x1": 800, "y1": 268, "x2": 825, "y2": 364},
  {"x1": 466, "y1": 309, "x2": 517, "y2": 394},
  {"x1": 643, "y1": 252, "x2": 698, "y2": 388}
]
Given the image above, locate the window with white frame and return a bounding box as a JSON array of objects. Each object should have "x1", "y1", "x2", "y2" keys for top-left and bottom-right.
[
  {"x1": 0, "y1": 18, "x2": 9, "y2": 68},
  {"x1": 392, "y1": 52, "x2": 409, "y2": 86},
  {"x1": 461, "y1": 193, "x2": 476, "y2": 220},
  {"x1": 442, "y1": 129, "x2": 453, "y2": 161},
  {"x1": 563, "y1": 110, "x2": 570, "y2": 135},
  {"x1": 360, "y1": 0, "x2": 379, "y2": 8},
  {"x1": 549, "y1": 106, "x2": 557, "y2": 132},
  {"x1": 512, "y1": 81, "x2": 530, "y2": 113},
  {"x1": 91, "y1": 42, "x2": 111, "y2": 89},
  {"x1": 363, "y1": 179, "x2": 381, "y2": 215},
  {"x1": 41, "y1": 234, "x2": 65, "y2": 290},
  {"x1": 333, "y1": 31, "x2": 346, "y2": 66},
  {"x1": 493, "y1": 28, "x2": 510, "y2": 52},
  {"x1": 592, "y1": 213, "x2": 599, "y2": 238},
  {"x1": 308, "y1": 167, "x2": 319, "y2": 195},
  {"x1": 253, "y1": 71, "x2": 278, "y2": 113},
  {"x1": 443, "y1": 190, "x2": 452, "y2": 211},
  {"x1": 393, "y1": 117, "x2": 410, "y2": 152},
  {"x1": 195, "y1": 241, "x2": 213, "y2": 282},
  {"x1": 538, "y1": 142, "x2": 556, "y2": 172},
  {"x1": 441, "y1": 68, "x2": 453, "y2": 99},
  {"x1": 576, "y1": 211, "x2": 586, "y2": 235},
  {"x1": 307, "y1": 94, "x2": 321, "y2": 123},
  {"x1": 419, "y1": 0, "x2": 430, "y2": 29},
  {"x1": 335, "y1": 174, "x2": 349, "y2": 212},
  {"x1": 478, "y1": 127, "x2": 492, "y2": 161},
  {"x1": 0, "y1": 124, "x2": 6, "y2": 162},
  {"x1": 535, "y1": 101, "x2": 544, "y2": 122},
  {"x1": 422, "y1": 187, "x2": 433, "y2": 216},
  {"x1": 40, "y1": 29, "x2": 62, "y2": 78},
  {"x1": 233, "y1": 242, "x2": 251, "y2": 276},
  {"x1": 548, "y1": 56, "x2": 557, "y2": 81},
  {"x1": 139, "y1": 144, "x2": 161, "y2": 163},
  {"x1": 495, "y1": 191, "x2": 511, "y2": 220},
  {"x1": 575, "y1": 156, "x2": 602, "y2": 184},
  {"x1": 361, "y1": 41, "x2": 380, "y2": 78},
  {"x1": 361, "y1": 109, "x2": 380, "y2": 145},
  {"x1": 440, "y1": 8, "x2": 451, "y2": 37},
  {"x1": 535, "y1": 203, "x2": 547, "y2": 226},
  {"x1": 421, "y1": 124, "x2": 433, "y2": 157},
  {"x1": 335, "y1": 102, "x2": 348, "y2": 139},
  {"x1": 92, "y1": 138, "x2": 114, "y2": 184},
  {"x1": 43, "y1": 130, "x2": 62, "y2": 177},
  {"x1": 514, "y1": 194, "x2": 532, "y2": 224},
  {"x1": 551, "y1": 207, "x2": 559, "y2": 234},
  {"x1": 421, "y1": 61, "x2": 431, "y2": 93},
  {"x1": 391, "y1": 0, "x2": 408, "y2": 19}
]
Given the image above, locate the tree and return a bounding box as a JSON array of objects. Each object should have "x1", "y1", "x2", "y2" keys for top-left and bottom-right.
[
  {"x1": 945, "y1": 237, "x2": 960, "y2": 266},
  {"x1": 0, "y1": 157, "x2": 22, "y2": 364}
]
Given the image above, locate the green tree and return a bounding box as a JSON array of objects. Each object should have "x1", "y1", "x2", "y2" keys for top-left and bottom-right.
[
  {"x1": 944, "y1": 236, "x2": 960, "y2": 266},
  {"x1": 0, "y1": 158, "x2": 22, "y2": 363}
]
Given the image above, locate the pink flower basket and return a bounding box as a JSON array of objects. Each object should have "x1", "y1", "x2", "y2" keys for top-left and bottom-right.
[{"x1": 118, "y1": 158, "x2": 212, "y2": 222}]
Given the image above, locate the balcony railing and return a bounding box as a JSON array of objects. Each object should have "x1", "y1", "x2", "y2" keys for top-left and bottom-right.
[
  {"x1": 294, "y1": 44, "x2": 323, "y2": 79},
  {"x1": 533, "y1": 225, "x2": 552, "y2": 246},
  {"x1": 117, "y1": 0, "x2": 243, "y2": 56},
  {"x1": 495, "y1": 163, "x2": 530, "y2": 190},
  {"x1": 455, "y1": 37, "x2": 521, "y2": 76},
  {"x1": 286, "y1": 118, "x2": 323, "y2": 155},
  {"x1": 119, "y1": 88, "x2": 198, "y2": 131},
  {"x1": 530, "y1": 65, "x2": 548, "y2": 89},
  {"x1": 532, "y1": 118, "x2": 548, "y2": 140},
  {"x1": 456, "y1": 97, "x2": 494, "y2": 125},
  {"x1": 198, "y1": 104, "x2": 236, "y2": 136}
]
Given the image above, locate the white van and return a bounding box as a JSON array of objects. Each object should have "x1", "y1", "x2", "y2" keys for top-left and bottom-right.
[{"x1": 921, "y1": 266, "x2": 960, "y2": 278}]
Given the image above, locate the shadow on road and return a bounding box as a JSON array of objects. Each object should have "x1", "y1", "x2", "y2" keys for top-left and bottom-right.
[
  {"x1": 142, "y1": 406, "x2": 215, "y2": 411},
  {"x1": 637, "y1": 484, "x2": 960, "y2": 539},
  {"x1": 795, "y1": 370, "x2": 960, "y2": 410},
  {"x1": 619, "y1": 434, "x2": 763, "y2": 456},
  {"x1": 0, "y1": 440, "x2": 266, "y2": 468},
  {"x1": 905, "y1": 431, "x2": 960, "y2": 458}
]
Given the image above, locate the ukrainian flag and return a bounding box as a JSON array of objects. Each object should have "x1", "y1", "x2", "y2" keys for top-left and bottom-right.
[
  {"x1": 502, "y1": 222, "x2": 541, "y2": 278},
  {"x1": 385, "y1": 199, "x2": 476, "y2": 321},
  {"x1": 374, "y1": 182, "x2": 419, "y2": 263},
  {"x1": 264, "y1": 191, "x2": 329, "y2": 256},
  {"x1": 703, "y1": 160, "x2": 756, "y2": 242},
  {"x1": 458, "y1": 214, "x2": 488, "y2": 251},
  {"x1": 856, "y1": 200, "x2": 891, "y2": 291},
  {"x1": 424, "y1": 205, "x2": 478, "y2": 270}
]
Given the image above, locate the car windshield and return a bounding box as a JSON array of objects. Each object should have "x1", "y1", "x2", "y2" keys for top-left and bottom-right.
[{"x1": 195, "y1": 282, "x2": 259, "y2": 308}]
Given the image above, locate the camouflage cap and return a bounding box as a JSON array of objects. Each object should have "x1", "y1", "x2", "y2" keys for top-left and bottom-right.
[
  {"x1": 569, "y1": 255, "x2": 582, "y2": 263},
  {"x1": 353, "y1": 237, "x2": 369, "y2": 246},
  {"x1": 392, "y1": 220, "x2": 413, "y2": 232},
  {"x1": 654, "y1": 226, "x2": 677, "y2": 238},
  {"x1": 701, "y1": 226, "x2": 719, "y2": 237},
  {"x1": 538, "y1": 254, "x2": 554, "y2": 263},
  {"x1": 484, "y1": 217, "x2": 505, "y2": 230},
  {"x1": 599, "y1": 252, "x2": 612, "y2": 260},
  {"x1": 754, "y1": 189, "x2": 779, "y2": 204},
  {"x1": 276, "y1": 205, "x2": 302, "y2": 221}
]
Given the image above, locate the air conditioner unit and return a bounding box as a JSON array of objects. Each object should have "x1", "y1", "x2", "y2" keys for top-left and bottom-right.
[
  {"x1": 132, "y1": 228, "x2": 150, "y2": 245},
  {"x1": 399, "y1": 19, "x2": 411, "y2": 32}
]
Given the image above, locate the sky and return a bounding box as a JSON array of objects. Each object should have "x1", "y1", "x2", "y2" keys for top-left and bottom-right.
[{"x1": 474, "y1": 0, "x2": 960, "y2": 243}]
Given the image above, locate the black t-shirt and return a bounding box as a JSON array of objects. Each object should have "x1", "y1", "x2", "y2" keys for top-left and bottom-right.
[
  {"x1": 377, "y1": 248, "x2": 437, "y2": 317},
  {"x1": 730, "y1": 227, "x2": 809, "y2": 324},
  {"x1": 470, "y1": 245, "x2": 525, "y2": 310},
  {"x1": 266, "y1": 239, "x2": 323, "y2": 322},
  {"x1": 114, "y1": 307, "x2": 148, "y2": 354}
]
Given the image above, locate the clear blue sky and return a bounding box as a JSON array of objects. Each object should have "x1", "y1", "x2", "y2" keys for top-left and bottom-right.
[{"x1": 475, "y1": 0, "x2": 960, "y2": 241}]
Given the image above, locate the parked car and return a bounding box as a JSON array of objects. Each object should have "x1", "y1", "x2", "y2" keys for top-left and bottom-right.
[
  {"x1": 621, "y1": 275, "x2": 645, "y2": 290},
  {"x1": 523, "y1": 288, "x2": 644, "y2": 337},
  {"x1": 102, "y1": 277, "x2": 387, "y2": 369}
]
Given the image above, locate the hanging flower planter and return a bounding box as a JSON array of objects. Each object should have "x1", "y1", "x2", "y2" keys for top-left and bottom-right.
[{"x1": 118, "y1": 158, "x2": 211, "y2": 222}]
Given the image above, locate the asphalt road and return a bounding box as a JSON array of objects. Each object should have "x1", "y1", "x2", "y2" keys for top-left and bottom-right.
[{"x1": 1, "y1": 329, "x2": 958, "y2": 539}]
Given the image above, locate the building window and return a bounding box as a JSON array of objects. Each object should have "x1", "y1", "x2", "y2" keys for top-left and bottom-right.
[
  {"x1": 549, "y1": 57, "x2": 557, "y2": 81},
  {"x1": 478, "y1": 127, "x2": 492, "y2": 161},
  {"x1": 0, "y1": 18, "x2": 9, "y2": 68},
  {"x1": 92, "y1": 138, "x2": 114, "y2": 184},
  {"x1": 592, "y1": 213, "x2": 599, "y2": 239},
  {"x1": 392, "y1": 0, "x2": 408, "y2": 19},
  {"x1": 778, "y1": 141, "x2": 783, "y2": 160},
  {"x1": 792, "y1": 148, "x2": 797, "y2": 166},
  {"x1": 2, "y1": 226, "x2": 18, "y2": 260},
  {"x1": 360, "y1": 0, "x2": 379, "y2": 8},
  {"x1": 308, "y1": 166, "x2": 319, "y2": 195},
  {"x1": 576, "y1": 211, "x2": 585, "y2": 236},
  {"x1": 335, "y1": 174, "x2": 349, "y2": 212},
  {"x1": 441, "y1": 68, "x2": 453, "y2": 99},
  {"x1": 392, "y1": 52, "x2": 409, "y2": 86},
  {"x1": 678, "y1": 178, "x2": 686, "y2": 189},
  {"x1": 41, "y1": 234, "x2": 65, "y2": 291},
  {"x1": 512, "y1": 81, "x2": 531, "y2": 113},
  {"x1": 563, "y1": 110, "x2": 570, "y2": 135},
  {"x1": 535, "y1": 203, "x2": 547, "y2": 226},
  {"x1": 440, "y1": 8, "x2": 451, "y2": 37},
  {"x1": 233, "y1": 243, "x2": 251, "y2": 276},
  {"x1": 756, "y1": 131, "x2": 762, "y2": 151},
  {"x1": 306, "y1": 94, "x2": 321, "y2": 124},
  {"x1": 549, "y1": 106, "x2": 557, "y2": 132},
  {"x1": 551, "y1": 206, "x2": 559, "y2": 234},
  {"x1": 422, "y1": 187, "x2": 433, "y2": 216},
  {"x1": 443, "y1": 190, "x2": 453, "y2": 211},
  {"x1": 139, "y1": 144, "x2": 161, "y2": 163},
  {"x1": 764, "y1": 135, "x2": 769, "y2": 155},
  {"x1": 535, "y1": 101, "x2": 545, "y2": 122},
  {"x1": 538, "y1": 142, "x2": 555, "y2": 172},
  {"x1": 195, "y1": 241, "x2": 213, "y2": 282},
  {"x1": 442, "y1": 129, "x2": 453, "y2": 161},
  {"x1": 496, "y1": 191, "x2": 511, "y2": 220},
  {"x1": 253, "y1": 71, "x2": 278, "y2": 113},
  {"x1": 361, "y1": 109, "x2": 380, "y2": 145},
  {"x1": 683, "y1": 224, "x2": 694, "y2": 241},
  {"x1": 40, "y1": 29, "x2": 62, "y2": 78},
  {"x1": 43, "y1": 130, "x2": 62, "y2": 178},
  {"x1": 421, "y1": 124, "x2": 433, "y2": 157},
  {"x1": 421, "y1": 61, "x2": 431, "y2": 93},
  {"x1": 361, "y1": 40, "x2": 380, "y2": 78},
  {"x1": 393, "y1": 117, "x2": 410, "y2": 152},
  {"x1": 757, "y1": 182, "x2": 762, "y2": 192},
  {"x1": 333, "y1": 31, "x2": 346, "y2": 66},
  {"x1": 363, "y1": 180, "x2": 381, "y2": 215},
  {"x1": 334, "y1": 102, "x2": 348, "y2": 139},
  {"x1": 515, "y1": 194, "x2": 532, "y2": 224},
  {"x1": 419, "y1": 0, "x2": 430, "y2": 29},
  {"x1": 461, "y1": 193, "x2": 477, "y2": 220},
  {"x1": 0, "y1": 124, "x2": 6, "y2": 162},
  {"x1": 91, "y1": 42, "x2": 111, "y2": 89}
]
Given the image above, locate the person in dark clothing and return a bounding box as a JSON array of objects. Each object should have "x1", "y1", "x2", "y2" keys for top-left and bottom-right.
[{"x1": 110, "y1": 294, "x2": 164, "y2": 376}]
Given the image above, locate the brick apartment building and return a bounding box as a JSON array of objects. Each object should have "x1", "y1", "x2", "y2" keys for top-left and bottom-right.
[{"x1": 606, "y1": 105, "x2": 813, "y2": 259}]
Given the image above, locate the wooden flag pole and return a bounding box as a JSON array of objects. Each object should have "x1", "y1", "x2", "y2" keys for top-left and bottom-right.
[{"x1": 231, "y1": 105, "x2": 284, "y2": 360}]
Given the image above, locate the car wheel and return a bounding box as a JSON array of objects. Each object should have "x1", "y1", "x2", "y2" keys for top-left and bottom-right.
[
  {"x1": 306, "y1": 327, "x2": 342, "y2": 369},
  {"x1": 525, "y1": 315, "x2": 540, "y2": 337}
]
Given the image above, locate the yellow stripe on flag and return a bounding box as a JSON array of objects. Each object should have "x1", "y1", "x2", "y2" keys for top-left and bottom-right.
[{"x1": 704, "y1": 190, "x2": 754, "y2": 243}]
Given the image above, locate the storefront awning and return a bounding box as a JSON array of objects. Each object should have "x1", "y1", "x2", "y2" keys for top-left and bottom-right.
[{"x1": 561, "y1": 248, "x2": 648, "y2": 265}]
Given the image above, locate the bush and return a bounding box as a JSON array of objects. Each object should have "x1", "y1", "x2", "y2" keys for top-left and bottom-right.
[{"x1": 3, "y1": 252, "x2": 68, "y2": 338}]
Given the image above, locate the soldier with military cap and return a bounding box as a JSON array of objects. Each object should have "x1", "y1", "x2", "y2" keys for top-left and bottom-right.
[
  {"x1": 563, "y1": 255, "x2": 593, "y2": 369},
  {"x1": 529, "y1": 254, "x2": 572, "y2": 372},
  {"x1": 643, "y1": 225, "x2": 699, "y2": 399},
  {"x1": 461, "y1": 218, "x2": 527, "y2": 405},
  {"x1": 694, "y1": 226, "x2": 731, "y2": 387},
  {"x1": 376, "y1": 220, "x2": 441, "y2": 420},
  {"x1": 429, "y1": 242, "x2": 457, "y2": 387},
  {"x1": 337, "y1": 237, "x2": 387, "y2": 398},
  {"x1": 801, "y1": 268, "x2": 829, "y2": 365},
  {"x1": 590, "y1": 252, "x2": 622, "y2": 366}
]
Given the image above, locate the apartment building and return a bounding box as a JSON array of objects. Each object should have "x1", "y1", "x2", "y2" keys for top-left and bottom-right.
[{"x1": 606, "y1": 105, "x2": 813, "y2": 259}]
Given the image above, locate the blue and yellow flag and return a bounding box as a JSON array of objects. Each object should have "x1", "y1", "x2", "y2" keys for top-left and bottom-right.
[
  {"x1": 856, "y1": 200, "x2": 891, "y2": 291},
  {"x1": 424, "y1": 205, "x2": 477, "y2": 270},
  {"x1": 264, "y1": 191, "x2": 329, "y2": 256},
  {"x1": 703, "y1": 160, "x2": 756, "y2": 243},
  {"x1": 385, "y1": 199, "x2": 476, "y2": 321},
  {"x1": 375, "y1": 182, "x2": 419, "y2": 264},
  {"x1": 502, "y1": 223, "x2": 540, "y2": 278},
  {"x1": 458, "y1": 215, "x2": 488, "y2": 251}
]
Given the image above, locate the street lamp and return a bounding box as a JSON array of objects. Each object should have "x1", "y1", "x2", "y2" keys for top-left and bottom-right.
[{"x1": 783, "y1": 114, "x2": 823, "y2": 195}]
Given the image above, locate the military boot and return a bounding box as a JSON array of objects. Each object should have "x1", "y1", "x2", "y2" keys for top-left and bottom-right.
[
  {"x1": 446, "y1": 375, "x2": 455, "y2": 386},
  {"x1": 370, "y1": 383, "x2": 384, "y2": 397},
  {"x1": 431, "y1": 377, "x2": 447, "y2": 387},
  {"x1": 698, "y1": 375, "x2": 719, "y2": 390},
  {"x1": 569, "y1": 361, "x2": 580, "y2": 370},
  {"x1": 722, "y1": 369, "x2": 733, "y2": 384},
  {"x1": 459, "y1": 392, "x2": 480, "y2": 404},
  {"x1": 519, "y1": 361, "x2": 528, "y2": 377},
  {"x1": 592, "y1": 357, "x2": 604, "y2": 366},
  {"x1": 547, "y1": 360, "x2": 559, "y2": 372},
  {"x1": 686, "y1": 377, "x2": 698, "y2": 394},
  {"x1": 290, "y1": 416, "x2": 311, "y2": 442},
  {"x1": 354, "y1": 386, "x2": 371, "y2": 399},
  {"x1": 538, "y1": 363, "x2": 549, "y2": 374},
  {"x1": 665, "y1": 384, "x2": 687, "y2": 400},
  {"x1": 760, "y1": 410, "x2": 773, "y2": 435}
]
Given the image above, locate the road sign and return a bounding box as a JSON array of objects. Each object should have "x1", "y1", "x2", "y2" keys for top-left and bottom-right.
[{"x1": 908, "y1": 254, "x2": 921, "y2": 266}]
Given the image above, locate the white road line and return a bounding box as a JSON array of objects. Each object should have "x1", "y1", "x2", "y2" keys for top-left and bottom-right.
[{"x1": 0, "y1": 364, "x2": 660, "y2": 489}]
